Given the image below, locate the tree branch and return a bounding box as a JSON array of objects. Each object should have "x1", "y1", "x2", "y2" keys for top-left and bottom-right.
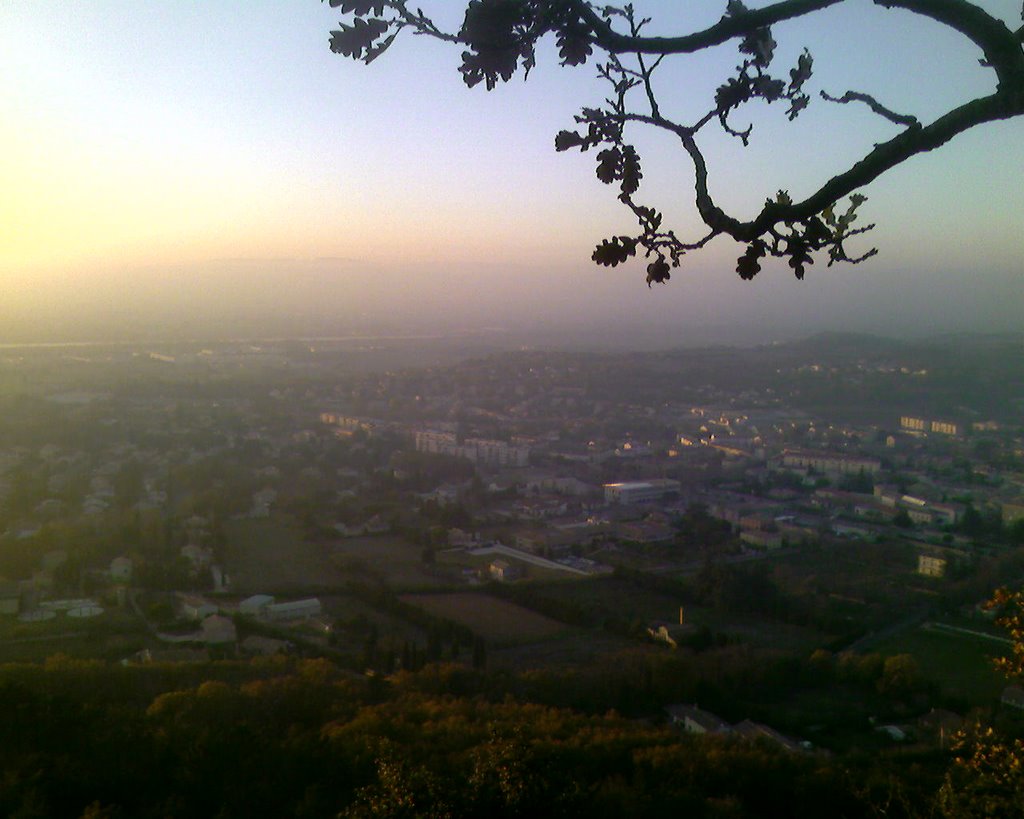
[
  {"x1": 754, "y1": 90, "x2": 1023, "y2": 235},
  {"x1": 820, "y1": 90, "x2": 921, "y2": 128},
  {"x1": 327, "y1": 0, "x2": 1024, "y2": 282},
  {"x1": 874, "y1": 0, "x2": 1024, "y2": 91},
  {"x1": 572, "y1": 0, "x2": 844, "y2": 55}
]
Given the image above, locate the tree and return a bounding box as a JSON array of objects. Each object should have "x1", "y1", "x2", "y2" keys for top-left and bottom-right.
[
  {"x1": 893, "y1": 507, "x2": 913, "y2": 528},
  {"x1": 937, "y1": 587, "x2": 1024, "y2": 817},
  {"x1": 877, "y1": 653, "x2": 920, "y2": 698},
  {"x1": 324, "y1": 0, "x2": 1024, "y2": 285}
]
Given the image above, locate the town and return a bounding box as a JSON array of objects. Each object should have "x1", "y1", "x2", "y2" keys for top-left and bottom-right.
[{"x1": 1, "y1": 331, "x2": 1023, "y2": 802}]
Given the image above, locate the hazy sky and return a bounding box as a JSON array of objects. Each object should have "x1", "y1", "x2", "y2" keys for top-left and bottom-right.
[{"x1": 2, "y1": 1, "x2": 1021, "y2": 345}]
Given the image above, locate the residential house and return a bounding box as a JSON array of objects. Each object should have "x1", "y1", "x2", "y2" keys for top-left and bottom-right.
[
  {"x1": 109, "y1": 556, "x2": 133, "y2": 583},
  {"x1": 665, "y1": 704, "x2": 731, "y2": 735},
  {"x1": 180, "y1": 594, "x2": 218, "y2": 621},
  {"x1": 489, "y1": 559, "x2": 522, "y2": 582},
  {"x1": 200, "y1": 614, "x2": 237, "y2": 645},
  {"x1": 1001, "y1": 686, "x2": 1024, "y2": 710},
  {"x1": 732, "y1": 719, "x2": 804, "y2": 752}
]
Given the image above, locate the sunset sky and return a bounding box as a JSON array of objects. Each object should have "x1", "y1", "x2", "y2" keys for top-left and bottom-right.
[{"x1": 2, "y1": 1, "x2": 1021, "y2": 344}]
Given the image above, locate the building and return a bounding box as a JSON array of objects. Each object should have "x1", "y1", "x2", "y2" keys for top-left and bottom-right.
[
  {"x1": 200, "y1": 614, "x2": 237, "y2": 645},
  {"x1": 266, "y1": 598, "x2": 322, "y2": 622},
  {"x1": 929, "y1": 502, "x2": 963, "y2": 526},
  {"x1": 320, "y1": 413, "x2": 375, "y2": 435},
  {"x1": 617, "y1": 519, "x2": 676, "y2": 544},
  {"x1": 415, "y1": 430, "x2": 530, "y2": 467},
  {"x1": 740, "y1": 528, "x2": 784, "y2": 549},
  {"x1": 900, "y1": 416, "x2": 927, "y2": 433},
  {"x1": 239, "y1": 594, "x2": 275, "y2": 617},
  {"x1": 463, "y1": 437, "x2": 530, "y2": 468},
  {"x1": 781, "y1": 450, "x2": 881, "y2": 476},
  {"x1": 1001, "y1": 686, "x2": 1024, "y2": 710},
  {"x1": 109, "y1": 556, "x2": 133, "y2": 582},
  {"x1": 180, "y1": 594, "x2": 218, "y2": 621},
  {"x1": 665, "y1": 704, "x2": 731, "y2": 735},
  {"x1": 918, "y1": 554, "x2": 947, "y2": 578},
  {"x1": 415, "y1": 430, "x2": 458, "y2": 455},
  {"x1": 604, "y1": 479, "x2": 681, "y2": 505},
  {"x1": 181, "y1": 544, "x2": 213, "y2": 571},
  {"x1": 241, "y1": 635, "x2": 290, "y2": 656},
  {"x1": 732, "y1": 719, "x2": 804, "y2": 752},
  {"x1": 647, "y1": 621, "x2": 696, "y2": 648},
  {"x1": 489, "y1": 559, "x2": 521, "y2": 582},
  {"x1": 899, "y1": 415, "x2": 961, "y2": 437}
]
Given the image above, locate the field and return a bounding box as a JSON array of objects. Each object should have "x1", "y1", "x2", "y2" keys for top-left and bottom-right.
[
  {"x1": 224, "y1": 517, "x2": 348, "y2": 592},
  {"x1": 770, "y1": 540, "x2": 919, "y2": 600},
  {"x1": 225, "y1": 518, "x2": 453, "y2": 591},
  {"x1": 872, "y1": 620, "x2": 1009, "y2": 704},
  {"x1": 491, "y1": 633, "x2": 652, "y2": 671},
  {"x1": 400, "y1": 593, "x2": 568, "y2": 644},
  {"x1": 331, "y1": 536, "x2": 455, "y2": 588},
  {"x1": 527, "y1": 576, "x2": 685, "y2": 622},
  {"x1": 527, "y1": 577, "x2": 832, "y2": 653},
  {"x1": 0, "y1": 607, "x2": 149, "y2": 663},
  {"x1": 320, "y1": 594, "x2": 428, "y2": 646}
]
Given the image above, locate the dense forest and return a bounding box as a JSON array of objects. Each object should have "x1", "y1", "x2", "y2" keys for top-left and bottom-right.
[{"x1": 0, "y1": 654, "x2": 992, "y2": 818}]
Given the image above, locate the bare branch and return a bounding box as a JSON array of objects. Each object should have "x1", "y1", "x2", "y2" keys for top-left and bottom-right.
[
  {"x1": 753, "y1": 90, "x2": 1023, "y2": 235},
  {"x1": 820, "y1": 90, "x2": 921, "y2": 128},
  {"x1": 874, "y1": 0, "x2": 1024, "y2": 90}
]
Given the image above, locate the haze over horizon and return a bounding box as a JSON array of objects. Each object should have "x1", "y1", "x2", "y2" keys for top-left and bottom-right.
[{"x1": 2, "y1": 2, "x2": 1022, "y2": 348}]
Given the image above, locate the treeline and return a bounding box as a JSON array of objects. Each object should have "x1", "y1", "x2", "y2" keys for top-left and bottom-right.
[
  {"x1": 610, "y1": 565, "x2": 868, "y2": 644},
  {"x1": 336, "y1": 580, "x2": 955, "y2": 735},
  {"x1": 0, "y1": 655, "x2": 946, "y2": 818}
]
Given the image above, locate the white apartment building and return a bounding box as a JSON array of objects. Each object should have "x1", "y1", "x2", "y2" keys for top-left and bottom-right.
[{"x1": 604, "y1": 479, "x2": 681, "y2": 505}]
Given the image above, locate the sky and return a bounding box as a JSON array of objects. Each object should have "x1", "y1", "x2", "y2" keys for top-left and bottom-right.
[{"x1": 1, "y1": 0, "x2": 1021, "y2": 346}]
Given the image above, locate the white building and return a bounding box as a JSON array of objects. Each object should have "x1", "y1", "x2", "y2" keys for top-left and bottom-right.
[
  {"x1": 463, "y1": 438, "x2": 530, "y2": 468},
  {"x1": 415, "y1": 430, "x2": 458, "y2": 455},
  {"x1": 200, "y1": 614, "x2": 237, "y2": 645},
  {"x1": 604, "y1": 479, "x2": 681, "y2": 505},
  {"x1": 415, "y1": 430, "x2": 529, "y2": 467},
  {"x1": 665, "y1": 704, "x2": 731, "y2": 735},
  {"x1": 109, "y1": 556, "x2": 133, "y2": 582},
  {"x1": 781, "y1": 450, "x2": 881, "y2": 476},
  {"x1": 266, "y1": 598, "x2": 321, "y2": 622},
  {"x1": 239, "y1": 594, "x2": 275, "y2": 618},
  {"x1": 180, "y1": 594, "x2": 217, "y2": 621}
]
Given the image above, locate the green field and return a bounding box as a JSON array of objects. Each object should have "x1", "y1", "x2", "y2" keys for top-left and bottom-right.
[
  {"x1": 401, "y1": 592, "x2": 568, "y2": 644},
  {"x1": 332, "y1": 536, "x2": 457, "y2": 588},
  {"x1": 527, "y1": 577, "x2": 831, "y2": 653},
  {"x1": 320, "y1": 594, "x2": 427, "y2": 646},
  {"x1": 491, "y1": 632, "x2": 651, "y2": 671},
  {"x1": 528, "y1": 576, "x2": 685, "y2": 621},
  {"x1": 224, "y1": 517, "x2": 341, "y2": 592},
  {"x1": 225, "y1": 517, "x2": 452, "y2": 592},
  {"x1": 0, "y1": 607, "x2": 150, "y2": 663},
  {"x1": 872, "y1": 621, "x2": 1008, "y2": 703}
]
